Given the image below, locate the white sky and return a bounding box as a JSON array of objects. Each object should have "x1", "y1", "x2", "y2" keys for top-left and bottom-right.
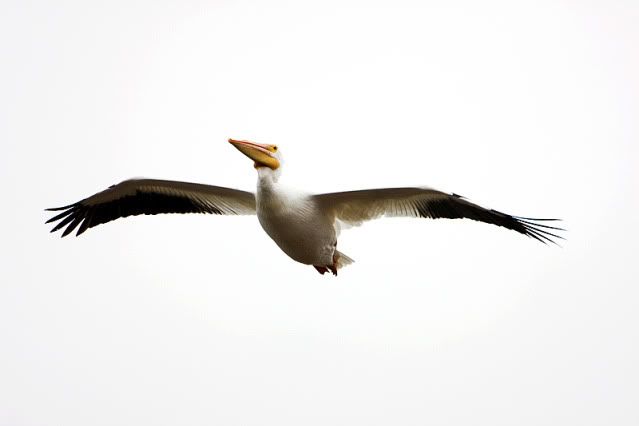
[{"x1": 2, "y1": 1, "x2": 638, "y2": 425}]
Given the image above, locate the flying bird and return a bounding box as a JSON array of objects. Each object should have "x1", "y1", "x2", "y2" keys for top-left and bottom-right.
[{"x1": 46, "y1": 139, "x2": 563, "y2": 275}]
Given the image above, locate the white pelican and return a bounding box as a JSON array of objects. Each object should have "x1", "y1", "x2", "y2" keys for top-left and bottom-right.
[{"x1": 46, "y1": 139, "x2": 563, "y2": 275}]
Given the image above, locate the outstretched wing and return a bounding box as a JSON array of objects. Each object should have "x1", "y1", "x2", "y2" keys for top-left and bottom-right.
[
  {"x1": 312, "y1": 187, "x2": 563, "y2": 244},
  {"x1": 46, "y1": 178, "x2": 256, "y2": 237}
]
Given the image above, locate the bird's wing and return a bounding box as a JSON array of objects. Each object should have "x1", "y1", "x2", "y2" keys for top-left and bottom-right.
[
  {"x1": 46, "y1": 178, "x2": 256, "y2": 237},
  {"x1": 312, "y1": 187, "x2": 563, "y2": 244}
]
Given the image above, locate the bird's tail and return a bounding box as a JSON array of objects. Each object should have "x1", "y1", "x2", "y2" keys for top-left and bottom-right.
[{"x1": 335, "y1": 250, "x2": 355, "y2": 270}]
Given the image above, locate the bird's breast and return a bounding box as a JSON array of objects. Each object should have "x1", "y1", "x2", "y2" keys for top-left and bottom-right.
[{"x1": 256, "y1": 190, "x2": 335, "y2": 265}]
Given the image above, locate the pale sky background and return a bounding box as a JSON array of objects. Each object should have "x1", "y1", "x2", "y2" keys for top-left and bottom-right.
[{"x1": 1, "y1": 1, "x2": 638, "y2": 425}]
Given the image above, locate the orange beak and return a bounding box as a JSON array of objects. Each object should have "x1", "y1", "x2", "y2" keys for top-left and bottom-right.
[{"x1": 228, "y1": 138, "x2": 280, "y2": 170}]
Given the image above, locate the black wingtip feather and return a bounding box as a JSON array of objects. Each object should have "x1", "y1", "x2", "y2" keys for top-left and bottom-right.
[
  {"x1": 514, "y1": 216, "x2": 562, "y2": 222},
  {"x1": 50, "y1": 213, "x2": 76, "y2": 233},
  {"x1": 61, "y1": 215, "x2": 83, "y2": 237},
  {"x1": 526, "y1": 231, "x2": 548, "y2": 245},
  {"x1": 516, "y1": 219, "x2": 566, "y2": 232},
  {"x1": 45, "y1": 207, "x2": 75, "y2": 224},
  {"x1": 76, "y1": 211, "x2": 93, "y2": 236},
  {"x1": 517, "y1": 218, "x2": 565, "y2": 246},
  {"x1": 45, "y1": 203, "x2": 77, "y2": 211},
  {"x1": 526, "y1": 228, "x2": 553, "y2": 244}
]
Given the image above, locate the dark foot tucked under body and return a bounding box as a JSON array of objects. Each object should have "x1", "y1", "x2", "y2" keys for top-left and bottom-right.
[
  {"x1": 313, "y1": 265, "x2": 337, "y2": 276},
  {"x1": 313, "y1": 252, "x2": 340, "y2": 276}
]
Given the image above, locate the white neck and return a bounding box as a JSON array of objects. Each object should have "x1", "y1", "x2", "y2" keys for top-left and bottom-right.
[{"x1": 256, "y1": 166, "x2": 281, "y2": 191}]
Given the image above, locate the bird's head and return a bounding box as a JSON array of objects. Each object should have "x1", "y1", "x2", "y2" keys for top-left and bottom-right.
[{"x1": 229, "y1": 139, "x2": 282, "y2": 180}]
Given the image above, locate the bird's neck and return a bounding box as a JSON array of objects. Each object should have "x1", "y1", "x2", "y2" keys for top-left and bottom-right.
[
  {"x1": 257, "y1": 166, "x2": 280, "y2": 185},
  {"x1": 256, "y1": 166, "x2": 281, "y2": 196},
  {"x1": 256, "y1": 167, "x2": 290, "y2": 214}
]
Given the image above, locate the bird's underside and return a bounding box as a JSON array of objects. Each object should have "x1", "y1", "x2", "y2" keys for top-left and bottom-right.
[{"x1": 45, "y1": 139, "x2": 564, "y2": 276}]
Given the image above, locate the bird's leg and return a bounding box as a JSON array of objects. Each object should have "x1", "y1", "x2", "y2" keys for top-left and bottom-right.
[
  {"x1": 314, "y1": 265, "x2": 328, "y2": 275},
  {"x1": 314, "y1": 245, "x2": 339, "y2": 276},
  {"x1": 328, "y1": 264, "x2": 338, "y2": 276},
  {"x1": 328, "y1": 252, "x2": 339, "y2": 276}
]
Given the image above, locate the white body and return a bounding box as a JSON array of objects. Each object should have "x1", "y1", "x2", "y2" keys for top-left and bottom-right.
[{"x1": 256, "y1": 170, "x2": 337, "y2": 266}]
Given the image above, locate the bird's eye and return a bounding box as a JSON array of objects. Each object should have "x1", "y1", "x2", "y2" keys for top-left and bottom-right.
[{"x1": 272, "y1": 146, "x2": 278, "y2": 151}]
